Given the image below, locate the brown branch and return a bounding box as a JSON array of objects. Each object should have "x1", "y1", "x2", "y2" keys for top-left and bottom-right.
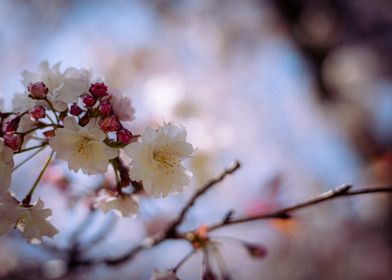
[
  {"x1": 70, "y1": 162, "x2": 392, "y2": 270},
  {"x1": 75, "y1": 233, "x2": 174, "y2": 267},
  {"x1": 165, "y1": 161, "x2": 241, "y2": 237},
  {"x1": 206, "y1": 185, "x2": 392, "y2": 231},
  {"x1": 73, "y1": 161, "x2": 241, "y2": 267}
]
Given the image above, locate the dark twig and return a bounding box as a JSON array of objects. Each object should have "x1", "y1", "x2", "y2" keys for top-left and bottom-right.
[
  {"x1": 206, "y1": 185, "x2": 392, "y2": 231},
  {"x1": 70, "y1": 164, "x2": 392, "y2": 270},
  {"x1": 81, "y1": 214, "x2": 118, "y2": 250},
  {"x1": 76, "y1": 236, "x2": 168, "y2": 267},
  {"x1": 73, "y1": 162, "x2": 241, "y2": 267},
  {"x1": 165, "y1": 161, "x2": 241, "y2": 237},
  {"x1": 69, "y1": 208, "x2": 98, "y2": 245}
]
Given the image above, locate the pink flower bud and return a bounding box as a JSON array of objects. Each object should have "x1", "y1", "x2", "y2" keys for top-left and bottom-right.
[
  {"x1": 70, "y1": 104, "x2": 83, "y2": 116},
  {"x1": 244, "y1": 242, "x2": 267, "y2": 258},
  {"x1": 99, "y1": 115, "x2": 120, "y2": 133},
  {"x1": 29, "y1": 106, "x2": 45, "y2": 120},
  {"x1": 89, "y1": 82, "x2": 108, "y2": 98},
  {"x1": 3, "y1": 132, "x2": 23, "y2": 151},
  {"x1": 98, "y1": 101, "x2": 112, "y2": 116},
  {"x1": 2, "y1": 117, "x2": 20, "y2": 133},
  {"x1": 27, "y1": 82, "x2": 48, "y2": 99},
  {"x1": 117, "y1": 129, "x2": 132, "y2": 145},
  {"x1": 82, "y1": 94, "x2": 96, "y2": 107}
]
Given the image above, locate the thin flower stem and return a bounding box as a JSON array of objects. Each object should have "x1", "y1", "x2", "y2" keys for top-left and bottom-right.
[
  {"x1": 111, "y1": 159, "x2": 123, "y2": 194},
  {"x1": 45, "y1": 112, "x2": 56, "y2": 126},
  {"x1": 210, "y1": 243, "x2": 231, "y2": 279},
  {"x1": 22, "y1": 150, "x2": 55, "y2": 205},
  {"x1": 17, "y1": 123, "x2": 59, "y2": 136},
  {"x1": 44, "y1": 98, "x2": 59, "y2": 123},
  {"x1": 173, "y1": 250, "x2": 196, "y2": 272},
  {"x1": 13, "y1": 145, "x2": 47, "y2": 171},
  {"x1": 32, "y1": 136, "x2": 48, "y2": 141},
  {"x1": 16, "y1": 142, "x2": 48, "y2": 154}
]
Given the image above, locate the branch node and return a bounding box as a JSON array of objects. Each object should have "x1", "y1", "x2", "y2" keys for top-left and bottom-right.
[
  {"x1": 333, "y1": 184, "x2": 352, "y2": 195},
  {"x1": 276, "y1": 212, "x2": 291, "y2": 219}
]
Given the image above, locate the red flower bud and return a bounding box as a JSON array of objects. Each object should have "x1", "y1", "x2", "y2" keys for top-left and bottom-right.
[
  {"x1": 29, "y1": 106, "x2": 45, "y2": 120},
  {"x1": 99, "y1": 115, "x2": 120, "y2": 133},
  {"x1": 27, "y1": 82, "x2": 48, "y2": 99},
  {"x1": 69, "y1": 104, "x2": 83, "y2": 116},
  {"x1": 3, "y1": 133, "x2": 23, "y2": 151},
  {"x1": 117, "y1": 129, "x2": 132, "y2": 144},
  {"x1": 82, "y1": 94, "x2": 96, "y2": 107},
  {"x1": 98, "y1": 101, "x2": 112, "y2": 116},
  {"x1": 244, "y1": 242, "x2": 267, "y2": 258},
  {"x1": 2, "y1": 117, "x2": 20, "y2": 133},
  {"x1": 89, "y1": 82, "x2": 108, "y2": 98}
]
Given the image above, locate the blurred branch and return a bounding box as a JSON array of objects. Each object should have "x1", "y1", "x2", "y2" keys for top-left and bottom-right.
[
  {"x1": 206, "y1": 185, "x2": 392, "y2": 231},
  {"x1": 69, "y1": 208, "x2": 97, "y2": 245},
  {"x1": 72, "y1": 161, "x2": 241, "y2": 267},
  {"x1": 81, "y1": 214, "x2": 118, "y2": 250},
  {"x1": 69, "y1": 163, "x2": 392, "y2": 271},
  {"x1": 165, "y1": 161, "x2": 241, "y2": 238}
]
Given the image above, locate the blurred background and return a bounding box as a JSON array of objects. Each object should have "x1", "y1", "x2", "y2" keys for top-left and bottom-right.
[{"x1": 0, "y1": 0, "x2": 391, "y2": 279}]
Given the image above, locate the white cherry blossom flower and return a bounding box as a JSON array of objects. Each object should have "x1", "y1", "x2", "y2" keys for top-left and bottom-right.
[
  {"x1": 17, "y1": 114, "x2": 38, "y2": 148},
  {"x1": 49, "y1": 117, "x2": 118, "y2": 174},
  {"x1": 97, "y1": 194, "x2": 138, "y2": 217},
  {"x1": 16, "y1": 199, "x2": 58, "y2": 243},
  {"x1": 12, "y1": 93, "x2": 37, "y2": 113},
  {"x1": 59, "y1": 66, "x2": 91, "y2": 101},
  {"x1": 151, "y1": 269, "x2": 179, "y2": 280},
  {"x1": 21, "y1": 61, "x2": 91, "y2": 111},
  {"x1": 0, "y1": 191, "x2": 23, "y2": 236},
  {"x1": 125, "y1": 123, "x2": 194, "y2": 198},
  {"x1": 17, "y1": 114, "x2": 37, "y2": 134},
  {"x1": 0, "y1": 139, "x2": 14, "y2": 190},
  {"x1": 109, "y1": 88, "x2": 135, "y2": 121}
]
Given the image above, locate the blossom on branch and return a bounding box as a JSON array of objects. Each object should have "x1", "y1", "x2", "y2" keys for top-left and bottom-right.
[
  {"x1": 16, "y1": 199, "x2": 58, "y2": 243},
  {"x1": 0, "y1": 191, "x2": 23, "y2": 236},
  {"x1": 125, "y1": 123, "x2": 194, "y2": 198},
  {"x1": 19, "y1": 61, "x2": 91, "y2": 112},
  {"x1": 97, "y1": 194, "x2": 138, "y2": 217},
  {"x1": 0, "y1": 193, "x2": 58, "y2": 243},
  {"x1": 109, "y1": 88, "x2": 135, "y2": 121},
  {"x1": 49, "y1": 117, "x2": 118, "y2": 174}
]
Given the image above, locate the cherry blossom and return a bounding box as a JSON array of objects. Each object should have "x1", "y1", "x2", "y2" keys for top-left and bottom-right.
[
  {"x1": 97, "y1": 194, "x2": 138, "y2": 217},
  {"x1": 125, "y1": 123, "x2": 194, "y2": 198},
  {"x1": 0, "y1": 191, "x2": 22, "y2": 236},
  {"x1": 16, "y1": 199, "x2": 58, "y2": 243},
  {"x1": 49, "y1": 117, "x2": 118, "y2": 174},
  {"x1": 109, "y1": 88, "x2": 135, "y2": 121}
]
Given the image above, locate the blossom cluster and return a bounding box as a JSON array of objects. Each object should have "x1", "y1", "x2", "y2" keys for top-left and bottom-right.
[{"x1": 0, "y1": 61, "x2": 194, "y2": 242}]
